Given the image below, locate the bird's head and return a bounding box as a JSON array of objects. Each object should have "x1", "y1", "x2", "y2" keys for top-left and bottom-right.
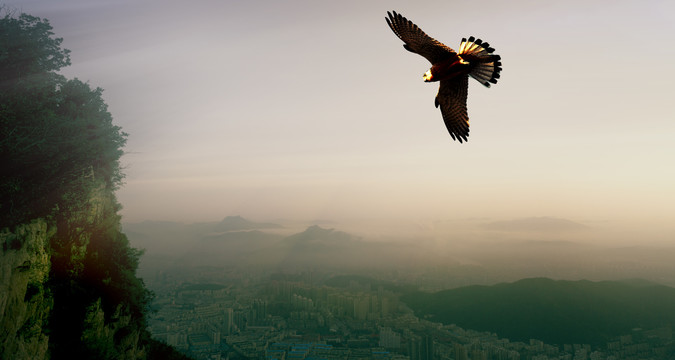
[{"x1": 423, "y1": 69, "x2": 433, "y2": 82}]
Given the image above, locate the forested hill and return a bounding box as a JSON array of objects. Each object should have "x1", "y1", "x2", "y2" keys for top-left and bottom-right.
[
  {"x1": 0, "y1": 10, "x2": 189, "y2": 360},
  {"x1": 401, "y1": 277, "x2": 675, "y2": 346}
]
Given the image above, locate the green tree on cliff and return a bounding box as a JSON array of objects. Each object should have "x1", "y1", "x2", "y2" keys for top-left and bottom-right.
[
  {"x1": 1, "y1": 8, "x2": 126, "y2": 229},
  {"x1": 0, "y1": 8, "x2": 186, "y2": 360}
]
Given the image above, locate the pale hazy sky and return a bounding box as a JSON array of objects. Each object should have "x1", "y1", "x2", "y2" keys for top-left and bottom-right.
[{"x1": 8, "y1": 0, "x2": 675, "y2": 236}]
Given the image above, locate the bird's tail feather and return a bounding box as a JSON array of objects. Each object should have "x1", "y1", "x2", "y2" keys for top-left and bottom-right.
[{"x1": 458, "y1": 36, "x2": 502, "y2": 87}]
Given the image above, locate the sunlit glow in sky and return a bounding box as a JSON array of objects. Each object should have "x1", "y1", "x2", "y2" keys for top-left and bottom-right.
[{"x1": 7, "y1": 0, "x2": 675, "y2": 241}]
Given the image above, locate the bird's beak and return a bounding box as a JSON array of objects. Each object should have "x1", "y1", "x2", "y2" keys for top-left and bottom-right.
[{"x1": 423, "y1": 69, "x2": 433, "y2": 82}]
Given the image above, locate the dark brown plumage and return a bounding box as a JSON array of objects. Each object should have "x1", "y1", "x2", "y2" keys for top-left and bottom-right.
[{"x1": 386, "y1": 11, "x2": 502, "y2": 143}]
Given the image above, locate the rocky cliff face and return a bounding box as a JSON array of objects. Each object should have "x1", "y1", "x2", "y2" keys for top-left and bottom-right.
[
  {"x1": 80, "y1": 298, "x2": 146, "y2": 360},
  {"x1": 0, "y1": 219, "x2": 53, "y2": 360},
  {"x1": 0, "y1": 185, "x2": 147, "y2": 359}
]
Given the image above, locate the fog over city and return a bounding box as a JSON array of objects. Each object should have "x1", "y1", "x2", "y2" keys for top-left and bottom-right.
[
  {"x1": 9, "y1": 0, "x2": 673, "y2": 286},
  {"x1": 5, "y1": 1, "x2": 675, "y2": 358},
  {"x1": 9, "y1": 0, "x2": 674, "y2": 240},
  {"x1": 3, "y1": 4, "x2": 670, "y2": 319}
]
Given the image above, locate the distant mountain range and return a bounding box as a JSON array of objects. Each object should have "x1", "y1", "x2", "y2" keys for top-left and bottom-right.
[
  {"x1": 400, "y1": 277, "x2": 675, "y2": 346},
  {"x1": 122, "y1": 216, "x2": 281, "y2": 254},
  {"x1": 124, "y1": 217, "x2": 430, "y2": 270},
  {"x1": 124, "y1": 216, "x2": 675, "y2": 288},
  {"x1": 213, "y1": 215, "x2": 282, "y2": 232}
]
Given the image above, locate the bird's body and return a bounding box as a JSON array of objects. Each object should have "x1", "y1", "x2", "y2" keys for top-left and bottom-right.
[
  {"x1": 423, "y1": 56, "x2": 469, "y2": 82},
  {"x1": 385, "y1": 11, "x2": 502, "y2": 143}
]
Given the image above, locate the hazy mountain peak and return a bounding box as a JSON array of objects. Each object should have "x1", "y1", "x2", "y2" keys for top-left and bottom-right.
[
  {"x1": 305, "y1": 224, "x2": 334, "y2": 234},
  {"x1": 284, "y1": 225, "x2": 357, "y2": 244},
  {"x1": 213, "y1": 215, "x2": 281, "y2": 232},
  {"x1": 223, "y1": 215, "x2": 245, "y2": 221}
]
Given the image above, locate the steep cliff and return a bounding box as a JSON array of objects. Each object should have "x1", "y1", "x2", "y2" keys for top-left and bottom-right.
[
  {"x1": 0, "y1": 184, "x2": 149, "y2": 360},
  {"x1": 0, "y1": 219, "x2": 52, "y2": 360},
  {"x1": 1, "y1": 10, "x2": 157, "y2": 359}
]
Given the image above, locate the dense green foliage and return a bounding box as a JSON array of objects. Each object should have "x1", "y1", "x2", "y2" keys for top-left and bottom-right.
[
  {"x1": 0, "y1": 9, "x2": 176, "y2": 359},
  {"x1": 1, "y1": 9, "x2": 126, "y2": 229},
  {"x1": 48, "y1": 198, "x2": 154, "y2": 359},
  {"x1": 401, "y1": 278, "x2": 675, "y2": 346}
]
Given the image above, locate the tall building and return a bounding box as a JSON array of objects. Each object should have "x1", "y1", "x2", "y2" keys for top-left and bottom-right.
[
  {"x1": 233, "y1": 310, "x2": 246, "y2": 331},
  {"x1": 379, "y1": 327, "x2": 401, "y2": 349},
  {"x1": 420, "y1": 335, "x2": 434, "y2": 360},
  {"x1": 252, "y1": 299, "x2": 267, "y2": 325},
  {"x1": 408, "y1": 335, "x2": 434, "y2": 360},
  {"x1": 454, "y1": 343, "x2": 468, "y2": 360},
  {"x1": 470, "y1": 348, "x2": 487, "y2": 360},
  {"x1": 223, "y1": 308, "x2": 233, "y2": 335},
  {"x1": 380, "y1": 296, "x2": 392, "y2": 317},
  {"x1": 353, "y1": 296, "x2": 370, "y2": 321}
]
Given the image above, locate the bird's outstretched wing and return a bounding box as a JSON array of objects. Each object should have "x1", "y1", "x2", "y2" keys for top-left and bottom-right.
[
  {"x1": 386, "y1": 11, "x2": 457, "y2": 64},
  {"x1": 435, "y1": 76, "x2": 470, "y2": 143}
]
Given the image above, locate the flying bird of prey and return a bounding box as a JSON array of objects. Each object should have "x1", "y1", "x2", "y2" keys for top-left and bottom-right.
[{"x1": 385, "y1": 11, "x2": 502, "y2": 143}]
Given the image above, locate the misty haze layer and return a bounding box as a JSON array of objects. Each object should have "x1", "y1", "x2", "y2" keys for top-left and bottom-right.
[
  {"x1": 6, "y1": 0, "x2": 674, "y2": 242},
  {"x1": 126, "y1": 216, "x2": 675, "y2": 289}
]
